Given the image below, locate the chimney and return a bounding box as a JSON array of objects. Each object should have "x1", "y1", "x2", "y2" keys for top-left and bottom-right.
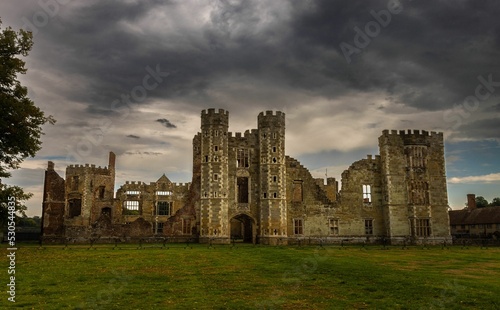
[
  {"x1": 47, "y1": 161, "x2": 55, "y2": 171},
  {"x1": 108, "y1": 152, "x2": 116, "y2": 168},
  {"x1": 467, "y1": 194, "x2": 476, "y2": 211}
]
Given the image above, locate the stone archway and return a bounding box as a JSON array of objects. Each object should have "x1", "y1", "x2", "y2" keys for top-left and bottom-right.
[{"x1": 230, "y1": 214, "x2": 255, "y2": 243}]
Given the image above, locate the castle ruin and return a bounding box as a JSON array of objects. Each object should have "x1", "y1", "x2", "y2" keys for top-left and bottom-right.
[{"x1": 42, "y1": 109, "x2": 451, "y2": 245}]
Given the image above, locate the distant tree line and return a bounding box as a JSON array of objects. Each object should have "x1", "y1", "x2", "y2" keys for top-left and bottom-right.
[{"x1": 475, "y1": 196, "x2": 500, "y2": 208}]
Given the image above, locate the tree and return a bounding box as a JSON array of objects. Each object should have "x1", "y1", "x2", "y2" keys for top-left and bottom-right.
[
  {"x1": 0, "y1": 18, "x2": 55, "y2": 225},
  {"x1": 475, "y1": 196, "x2": 489, "y2": 208},
  {"x1": 1, "y1": 18, "x2": 55, "y2": 178},
  {"x1": 490, "y1": 197, "x2": 500, "y2": 207}
]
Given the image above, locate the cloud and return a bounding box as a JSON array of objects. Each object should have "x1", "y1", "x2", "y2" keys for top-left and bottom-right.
[
  {"x1": 448, "y1": 173, "x2": 500, "y2": 184},
  {"x1": 156, "y1": 118, "x2": 177, "y2": 128},
  {"x1": 126, "y1": 134, "x2": 140, "y2": 139}
]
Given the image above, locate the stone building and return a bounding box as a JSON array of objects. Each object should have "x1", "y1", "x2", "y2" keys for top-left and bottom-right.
[{"x1": 42, "y1": 109, "x2": 451, "y2": 244}]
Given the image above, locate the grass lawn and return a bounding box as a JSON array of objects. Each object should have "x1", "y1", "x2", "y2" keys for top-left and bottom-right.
[{"x1": 1, "y1": 243, "x2": 500, "y2": 309}]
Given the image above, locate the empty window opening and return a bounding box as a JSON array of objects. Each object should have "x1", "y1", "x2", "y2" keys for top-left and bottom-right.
[
  {"x1": 156, "y1": 191, "x2": 172, "y2": 196},
  {"x1": 204, "y1": 192, "x2": 208, "y2": 198},
  {"x1": 363, "y1": 185, "x2": 371, "y2": 203},
  {"x1": 98, "y1": 186, "x2": 105, "y2": 199},
  {"x1": 415, "y1": 219, "x2": 431, "y2": 237},
  {"x1": 215, "y1": 130, "x2": 219, "y2": 137},
  {"x1": 364, "y1": 219, "x2": 373, "y2": 235},
  {"x1": 101, "y1": 207, "x2": 111, "y2": 219},
  {"x1": 68, "y1": 199, "x2": 82, "y2": 218},
  {"x1": 272, "y1": 146, "x2": 277, "y2": 153},
  {"x1": 237, "y1": 149, "x2": 249, "y2": 168},
  {"x1": 214, "y1": 155, "x2": 218, "y2": 162},
  {"x1": 237, "y1": 177, "x2": 249, "y2": 203},
  {"x1": 329, "y1": 218, "x2": 339, "y2": 235},
  {"x1": 213, "y1": 191, "x2": 217, "y2": 197},
  {"x1": 294, "y1": 219, "x2": 303, "y2": 235},
  {"x1": 272, "y1": 157, "x2": 277, "y2": 163},
  {"x1": 214, "y1": 145, "x2": 219, "y2": 152},
  {"x1": 272, "y1": 132, "x2": 277, "y2": 139},
  {"x1": 213, "y1": 173, "x2": 218, "y2": 181},
  {"x1": 157, "y1": 201, "x2": 170, "y2": 216},
  {"x1": 263, "y1": 192, "x2": 267, "y2": 199},
  {"x1": 156, "y1": 222, "x2": 164, "y2": 234},
  {"x1": 72, "y1": 176, "x2": 79, "y2": 191},
  {"x1": 273, "y1": 192, "x2": 277, "y2": 198},
  {"x1": 273, "y1": 175, "x2": 277, "y2": 182},
  {"x1": 204, "y1": 155, "x2": 209, "y2": 162},
  {"x1": 182, "y1": 218, "x2": 191, "y2": 235},
  {"x1": 126, "y1": 190, "x2": 140, "y2": 195}
]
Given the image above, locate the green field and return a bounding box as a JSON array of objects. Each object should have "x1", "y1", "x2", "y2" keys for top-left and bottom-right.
[{"x1": 1, "y1": 243, "x2": 500, "y2": 309}]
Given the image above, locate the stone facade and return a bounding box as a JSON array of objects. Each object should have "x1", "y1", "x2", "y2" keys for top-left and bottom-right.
[{"x1": 42, "y1": 109, "x2": 451, "y2": 245}]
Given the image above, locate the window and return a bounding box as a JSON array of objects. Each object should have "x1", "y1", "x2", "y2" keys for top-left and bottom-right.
[
  {"x1": 272, "y1": 146, "x2": 277, "y2": 153},
  {"x1": 68, "y1": 199, "x2": 82, "y2": 218},
  {"x1": 486, "y1": 224, "x2": 492, "y2": 229},
  {"x1": 237, "y1": 177, "x2": 249, "y2": 203},
  {"x1": 294, "y1": 219, "x2": 303, "y2": 235},
  {"x1": 237, "y1": 149, "x2": 249, "y2": 168},
  {"x1": 329, "y1": 218, "x2": 339, "y2": 235},
  {"x1": 263, "y1": 192, "x2": 267, "y2": 199},
  {"x1": 364, "y1": 219, "x2": 373, "y2": 235},
  {"x1": 292, "y1": 180, "x2": 303, "y2": 202},
  {"x1": 214, "y1": 155, "x2": 218, "y2": 162},
  {"x1": 204, "y1": 192, "x2": 208, "y2": 198},
  {"x1": 126, "y1": 190, "x2": 140, "y2": 195},
  {"x1": 416, "y1": 219, "x2": 431, "y2": 237},
  {"x1": 215, "y1": 130, "x2": 219, "y2": 137},
  {"x1": 273, "y1": 192, "x2": 277, "y2": 198},
  {"x1": 156, "y1": 191, "x2": 172, "y2": 196},
  {"x1": 363, "y1": 185, "x2": 371, "y2": 203},
  {"x1": 124, "y1": 200, "x2": 139, "y2": 210},
  {"x1": 272, "y1": 157, "x2": 277, "y2": 163},
  {"x1": 273, "y1": 175, "x2": 277, "y2": 182},
  {"x1": 101, "y1": 207, "x2": 111, "y2": 219},
  {"x1": 204, "y1": 155, "x2": 209, "y2": 162},
  {"x1": 214, "y1": 145, "x2": 219, "y2": 152},
  {"x1": 182, "y1": 218, "x2": 191, "y2": 235},
  {"x1": 406, "y1": 145, "x2": 427, "y2": 168},
  {"x1": 157, "y1": 201, "x2": 170, "y2": 216},
  {"x1": 72, "y1": 176, "x2": 79, "y2": 191},
  {"x1": 213, "y1": 191, "x2": 217, "y2": 198},
  {"x1": 409, "y1": 181, "x2": 429, "y2": 205},
  {"x1": 98, "y1": 186, "x2": 105, "y2": 199},
  {"x1": 272, "y1": 132, "x2": 277, "y2": 139},
  {"x1": 156, "y1": 222, "x2": 164, "y2": 234},
  {"x1": 213, "y1": 173, "x2": 218, "y2": 181}
]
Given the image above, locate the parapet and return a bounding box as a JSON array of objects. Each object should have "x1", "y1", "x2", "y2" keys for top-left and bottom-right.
[
  {"x1": 381, "y1": 129, "x2": 443, "y2": 137},
  {"x1": 257, "y1": 110, "x2": 285, "y2": 128},
  {"x1": 201, "y1": 108, "x2": 229, "y2": 127},
  {"x1": 201, "y1": 108, "x2": 229, "y2": 116}
]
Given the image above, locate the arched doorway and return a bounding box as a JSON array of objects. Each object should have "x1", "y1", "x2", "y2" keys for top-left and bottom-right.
[{"x1": 230, "y1": 214, "x2": 254, "y2": 243}]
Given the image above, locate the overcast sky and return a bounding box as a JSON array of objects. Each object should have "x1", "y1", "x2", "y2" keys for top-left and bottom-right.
[{"x1": 1, "y1": 0, "x2": 499, "y2": 216}]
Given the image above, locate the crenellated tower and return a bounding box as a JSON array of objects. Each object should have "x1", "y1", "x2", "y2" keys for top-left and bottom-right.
[
  {"x1": 258, "y1": 110, "x2": 287, "y2": 244},
  {"x1": 379, "y1": 130, "x2": 450, "y2": 243},
  {"x1": 200, "y1": 109, "x2": 230, "y2": 242}
]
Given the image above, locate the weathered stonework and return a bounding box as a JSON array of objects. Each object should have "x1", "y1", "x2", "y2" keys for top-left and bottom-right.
[{"x1": 42, "y1": 109, "x2": 451, "y2": 245}]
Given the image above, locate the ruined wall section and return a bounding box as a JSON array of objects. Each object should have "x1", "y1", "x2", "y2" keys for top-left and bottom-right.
[
  {"x1": 338, "y1": 155, "x2": 384, "y2": 238},
  {"x1": 258, "y1": 111, "x2": 287, "y2": 244},
  {"x1": 63, "y1": 152, "x2": 115, "y2": 239},
  {"x1": 41, "y1": 161, "x2": 66, "y2": 240},
  {"x1": 199, "y1": 109, "x2": 229, "y2": 242},
  {"x1": 285, "y1": 156, "x2": 338, "y2": 239}
]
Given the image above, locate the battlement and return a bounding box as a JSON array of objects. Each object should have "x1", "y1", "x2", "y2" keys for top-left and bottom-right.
[
  {"x1": 66, "y1": 164, "x2": 110, "y2": 175},
  {"x1": 201, "y1": 108, "x2": 229, "y2": 116},
  {"x1": 382, "y1": 129, "x2": 443, "y2": 137},
  {"x1": 258, "y1": 110, "x2": 285, "y2": 128}
]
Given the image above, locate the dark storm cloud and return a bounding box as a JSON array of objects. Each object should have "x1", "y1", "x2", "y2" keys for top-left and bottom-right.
[
  {"x1": 457, "y1": 118, "x2": 500, "y2": 140},
  {"x1": 156, "y1": 118, "x2": 176, "y2": 128},
  {"x1": 4, "y1": 0, "x2": 500, "y2": 132}
]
